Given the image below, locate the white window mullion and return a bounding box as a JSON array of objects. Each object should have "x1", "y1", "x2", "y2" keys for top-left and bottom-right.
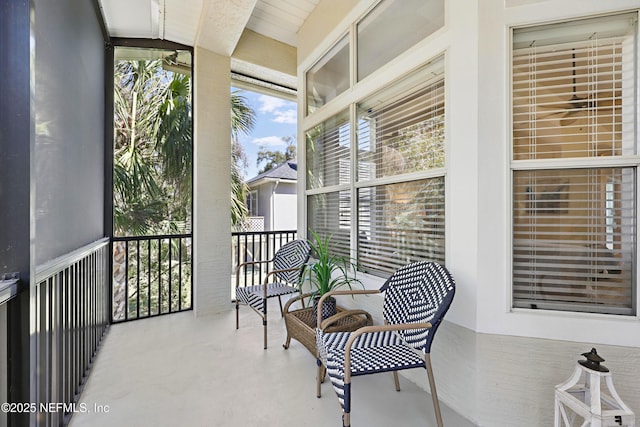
[{"x1": 349, "y1": 103, "x2": 358, "y2": 262}]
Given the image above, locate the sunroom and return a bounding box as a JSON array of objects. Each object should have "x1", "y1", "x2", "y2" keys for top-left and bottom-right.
[{"x1": 1, "y1": 0, "x2": 640, "y2": 426}]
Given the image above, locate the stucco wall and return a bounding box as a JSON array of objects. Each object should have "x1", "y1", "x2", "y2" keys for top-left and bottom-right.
[{"x1": 193, "y1": 47, "x2": 232, "y2": 314}]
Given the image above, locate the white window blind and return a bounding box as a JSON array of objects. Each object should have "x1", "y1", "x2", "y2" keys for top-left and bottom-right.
[
  {"x1": 513, "y1": 168, "x2": 635, "y2": 314},
  {"x1": 358, "y1": 178, "x2": 445, "y2": 276},
  {"x1": 355, "y1": 59, "x2": 446, "y2": 276},
  {"x1": 307, "y1": 192, "x2": 351, "y2": 260},
  {"x1": 306, "y1": 110, "x2": 351, "y2": 190},
  {"x1": 357, "y1": 79, "x2": 445, "y2": 181},
  {"x1": 511, "y1": 13, "x2": 638, "y2": 315},
  {"x1": 512, "y1": 13, "x2": 636, "y2": 160}
]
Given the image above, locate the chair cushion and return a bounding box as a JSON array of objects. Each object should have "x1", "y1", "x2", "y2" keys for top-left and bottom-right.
[
  {"x1": 236, "y1": 283, "x2": 299, "y2": 311},
  {"x1": 316, "y1": 329, "x2": 426, "y2": 409}
]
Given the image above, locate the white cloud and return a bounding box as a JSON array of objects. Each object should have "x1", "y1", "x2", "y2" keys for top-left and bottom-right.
[
  {"x1": 273, "y1": 109, "x2": 297, "y2": 124},
  {"x1": 258, "y1": 95, "x2": 286, "y2": 113},
  {"x1": 258, "y1": 95, "x2": 297, "y2": 124},
  {"x1": 252, "y1": 136, "x2": 286, "y2": 147}
]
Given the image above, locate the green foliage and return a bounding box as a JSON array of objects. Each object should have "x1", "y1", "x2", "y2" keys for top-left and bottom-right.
[
  {"x1": 113, "y1": 62, "x2": 257, "y2": 234},
  {"x1": 256, "y1": 136, "x2": 296, "y2": 174},
  {"x1": 113, "y1": 59, "x2": 192, "y2": 236},
  {"x1": 303, "y1": 230, "x2": 362, "y2": 299},
  {"x1": 231, "y1": 90, "x2": 256, "y2": 227}
]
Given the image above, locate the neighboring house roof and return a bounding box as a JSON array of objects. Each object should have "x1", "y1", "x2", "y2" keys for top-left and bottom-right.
[{"x1": 246, "y1": 161, "x2": 297, "y2": 186}]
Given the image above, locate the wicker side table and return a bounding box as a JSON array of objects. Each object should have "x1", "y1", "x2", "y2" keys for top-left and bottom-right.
[{"x1": 282, "y1": 292, "x2": 372, "y2": 357}]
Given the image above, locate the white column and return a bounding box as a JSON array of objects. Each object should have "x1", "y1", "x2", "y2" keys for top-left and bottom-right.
[{"x1": 193, "y1": 47, "x2": 232, "y2": 315}]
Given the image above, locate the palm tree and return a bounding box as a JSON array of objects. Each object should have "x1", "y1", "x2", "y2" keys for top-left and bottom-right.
[
  {"x1": 114, "y1": 61, "x2": 256, "y2": 234},
  {"x1": 230, "y1": 90, "x2": 256, "y2": 228},
  {"x1": 114, "y1": 59, "x2": 175, "y2": 236}
]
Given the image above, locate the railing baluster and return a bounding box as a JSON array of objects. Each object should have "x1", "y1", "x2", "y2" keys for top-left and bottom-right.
[
  {"x1": 136, "y1": 240, "x2": 140, "y2": 319},
  {"x1": 243, "y1": 233, "x2": 248, "y2": 288},
  {"x1": 168, "y1": 237, "x2": 173, "y2": 312},
  {"x1": 178, "y1": 237, "x2": 183, "y2": 311},
  {"x1": 148, "y1": 239, "x2": 152, "y2": 316},
  {"x1": 125, "y1": 240, "x2": 129, "y2": 320},
  {"x1": 230, "y1": 230, "x2": 298, "y2": 298},
  {"x1": 158, "y1": 237, "x2": 162, "y2": 314}
]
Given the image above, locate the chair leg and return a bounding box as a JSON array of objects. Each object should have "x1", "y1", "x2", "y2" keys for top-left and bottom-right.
[
  {"x1": 283, "y1": 333, "x2": 291, "y2": 349},
  {"x1": 393, "y1": 371, "x2": 401, "y2": 391},
  {"x1": 425, "y1": 354, "x2": 443, "y2": 427},
  {"x1": 263, "y1": 319, "x2": 267, "y2": 349},
  {"x1": 263, "y1": 300, "x2": 268, "y2": 349},
  {"x1": 343, "y1": 383, "x2": 351, "y2": 427},
  {"x1": 235, "y1": 301, "x2": 239, "y2": 329},
  {"x1": 278, "y1": 295, "x2": 284, "y2": 316},
  {"x1": 316, "y1": 360, "x2": 323, "y2": 398}
]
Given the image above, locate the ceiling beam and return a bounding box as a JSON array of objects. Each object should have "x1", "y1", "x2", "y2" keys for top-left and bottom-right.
[{"x1": 195, "y1": 0, "x2": 258, "y2": 56}]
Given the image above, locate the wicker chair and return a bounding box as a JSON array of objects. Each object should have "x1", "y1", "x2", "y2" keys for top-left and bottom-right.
[
  {"x1": 315, "y1": 261, "x2": 456, "y2": 427},
  {"x1": 235, "y1": 239, "x2": 311, "y2": 349}
]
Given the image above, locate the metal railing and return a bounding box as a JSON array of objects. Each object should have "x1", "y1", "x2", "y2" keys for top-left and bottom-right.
[
  {"x1": 0, "y1": 274, "x2": 19, "y2": 427},
  {"x1": 231, "y1": 230, "x2": 298, "y2": 292},
  {"x1": 34, "y1": 238, "x2": 110, "y2": 426},
  {"x1": 112, "y1": 234, "x2": 192, "y2": 323}
]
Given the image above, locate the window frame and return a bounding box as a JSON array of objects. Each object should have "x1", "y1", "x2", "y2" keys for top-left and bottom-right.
[
  {"x1": 305, "y1": 54, "x2": 447, "y2": 278},
  {"x1": 509, "y1": 12, "x2": 639, "y2": 316}
]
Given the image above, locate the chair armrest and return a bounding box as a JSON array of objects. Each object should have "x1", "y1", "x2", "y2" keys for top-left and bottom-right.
[
  {"x1": 343, "y1": 322, "x2": 432, "y2": 383},
  {"x1": 235, "y1": 260, "x2": 271, "y2": 287},
  {"x1": 317, "y1": 289, "x2": 380, "y2": 327},
  {"x1": 283, "y1": 291, "x2": 313, "y2": 314},
  {"x1": 319, "y1": 309, "x2": 372, "y2": 331}
]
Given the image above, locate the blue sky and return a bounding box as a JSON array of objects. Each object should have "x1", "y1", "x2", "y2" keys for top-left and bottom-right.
[{"x1": 232, "y1": 87, "x2": 298, "y2": 179}]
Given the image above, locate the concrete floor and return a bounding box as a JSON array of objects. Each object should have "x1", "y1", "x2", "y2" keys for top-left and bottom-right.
[{"x1": 69, "y1": 302, "x2": 475, "y2": 427}]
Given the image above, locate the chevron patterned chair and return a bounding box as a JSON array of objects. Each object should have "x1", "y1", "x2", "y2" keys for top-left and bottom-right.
[
  {"x1": 315, "y1": 261, "x2": 455, "y2": 427},
  {"x1": 235, "y1": 239, "x2": 311, "y2": 349}
]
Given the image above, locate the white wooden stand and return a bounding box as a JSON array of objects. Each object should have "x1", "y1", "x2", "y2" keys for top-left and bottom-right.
[{"x1": 555, "y1": 364, "x2": 635, "y2": 427}]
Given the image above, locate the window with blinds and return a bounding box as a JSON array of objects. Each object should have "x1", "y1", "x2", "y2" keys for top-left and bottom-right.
[
  {"x1": 357, "y1": 79, "x2": 445, "y2": 181},
  {"x1": 306, "y1": 110, "x2": 351, "y2": 190},
  {"x1": 307, "y1": 192, "x2": 351, "y2": 260},
  {"x1": 356, "y1": 58, "x2": 446, "y2": 276},
  {"x1": 511, "y1": 13, "x2": 638, "y2": 315},
  {"x1": 304, "y1": 57, "x2": 446, "y2": 278},
  {"x1": 306, "y1": 109, "x2": 352, "y2": 260},
  {"x1": 358, "y1": 178, "x2": 445, "y2": 276}
]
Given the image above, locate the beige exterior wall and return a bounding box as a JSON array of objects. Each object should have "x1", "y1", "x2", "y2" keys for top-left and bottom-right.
[
  {"x1": 233, "y1": 29, "x2": 297, "y2": 77},
  {"x1": 297, "y1": 0, "x2": 360, "y2": 65}
]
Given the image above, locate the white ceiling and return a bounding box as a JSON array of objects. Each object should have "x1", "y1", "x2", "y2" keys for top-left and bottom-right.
[
  {"x1": 99, "y1": 0, "x2": 320, "y2": 91},
  {"x1": 99, "y1": 0, "x2": 320, "y2": 52}
]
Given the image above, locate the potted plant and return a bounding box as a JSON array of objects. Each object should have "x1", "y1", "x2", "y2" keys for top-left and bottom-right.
[{"x1": 303, "y1": 230, "x2": 362, "y2": 321}]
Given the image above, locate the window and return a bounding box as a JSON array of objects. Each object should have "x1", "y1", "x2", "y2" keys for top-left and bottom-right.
[
  {"x1": 306, "y1": 35, "x2": 350, "y2": 115},
  {"x1": 306, "y1": 58, "x2": 446, "y2": 277},
  {"x1": 356, "y1": 60, "x2": 445, "y2": 275},
  {"x1": 357, "y1": 0, "x2": 444, "y2": 81},
  {"x1": 247, "y1": 191, "x2": 258, "y2": 216},
  {"x1": 306, "y1": 110, "x2": 352, "y2": 260},
  {"x1": 511, "y1": 13, "x2": 637, "y2": 315},
  {"x1": 307, "y1": 0, "x2": 445, "y2": 114}
]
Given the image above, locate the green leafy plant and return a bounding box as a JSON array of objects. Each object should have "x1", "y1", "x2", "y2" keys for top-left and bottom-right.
[{"x1": 303, "y1": 230, "x2": 362, "y2": 300}]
